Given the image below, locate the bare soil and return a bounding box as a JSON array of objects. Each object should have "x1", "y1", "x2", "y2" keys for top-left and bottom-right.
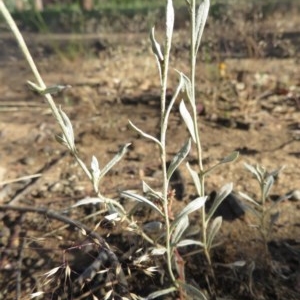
[{"x1": 0, "y1": 8, "x2": 300, "y2": 300}]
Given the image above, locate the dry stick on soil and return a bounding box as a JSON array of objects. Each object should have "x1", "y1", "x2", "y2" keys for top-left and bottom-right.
[{"x1": 0, "y1": 204, "x2": 128, "y2": 293}]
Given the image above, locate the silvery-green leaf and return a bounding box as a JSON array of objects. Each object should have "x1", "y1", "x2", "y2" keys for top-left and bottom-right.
[
  {"x1": 171, "y1": 196, "x2": 206, "y2": 231},
  {"x1": 186, "y1": 162, "x2": 201, "y2": 196},
  {"x1": 205, "y1": 151, "x2": 239, "y2": 175},
  {"x1": 27, "y1": 80, "x2": 44, "y2": 94},
  {"x1": 165, "y1": 0, "x2": 174, "y2": 51},
  {"x1": 91, "y1": 156, "x2": 100, "y2": 174},
  {"x1": 164, "y1": 73, "x2": 184, "y2": 121},
  {"x1": 58, "y1": 106, "x2": 75, "y2": 152},
  {"x1": 72, "y1": 197, "x2": 126, "y2": 214},
  {"x1": 175, "y1": 69, "x2": 195, "y2": 109},
  {"x1": 149, "y1": 27, "x2": 163, "y2": 85},
  {"x1": 171, "y1": 215, "x2": 189, "y2": 245},
  {"x1": 105, "y1": 212, "x2": 120, "y2": 221},
  {"x1": 39, "y1": 84, "x2": 71, "y2": 95},
  {"x1": 179, "y1": 100, "x2": 196, "y2": 143},
  {"x1": 149, "y1": 27, "x2": 164, "y2": 61},
  {"x1": 99, "y1": 143, "x2": 130, "y2": 179},
  {"x1": 263, "y1": 175, "x2": 274, "y2": 198},
  {"x1": 207, "y1": 216, "x2": 222, "y2": 250},
  {"x1": 143, "y1": 221, "x2": 164, "y2": 234},
  {"x1": 167, "y1": 139, "x2": 191, "y2": 181},
  {"x1": 145, "y1": 287, "x2": 177, "y2": 300},
  {"x1": 142, "y1": 181, "x2": 162, "y2": 200},
  {"x1": 239, "y1": 191, "x2": 260, "y2": 207},
  {"x1": 151, "y1": 247, "x2": 167, "y2": 256},
  {"x1": 220, "y1": 151, "x2": 239, "y2": 164},
  {"x1": 176, "y1": 239, "x2": 204, "y2": 248},
  {"x1": 55, "y1": 133, "x2": 68, "y2": 148},
  {"x1": 268, "y1": 166, "x2": 285, "y2": 178},
  {"x1": 206, "y1": 183, "x2": 233, "y2": 223},
  {"x1": 72, "y1": 197, "x2": 105, "y2": 207},
  {"x1": 216, "y1": 260, "x2": 246, "y2": 269},
  {"x1": 91, "y1": 155, "x2": 101, "y2": 192},
  {"x1": 129, "y1": 120, "x2": 162, "y2": 148},
  {"x1": 195, "y1": 0, "x2": 210, "y2": 55},
  {"x1": 181, "y1": 72, "x2": 194, "y2": 107},
  {"x1": 121, "y1": 191, "x2": 164, "y2": 216},
  {"x1": 230, "y1": 260, "x2": 246, "y2": 268},
  {"x1": 30, "y1": 291, "x2": 45, "y2": 299},
  {"x1": 244, "y1": 163, "x2": 262, "y2": 182},
  {"x1": 177, "y1": 281, "x2": 207, "y2": 300}
]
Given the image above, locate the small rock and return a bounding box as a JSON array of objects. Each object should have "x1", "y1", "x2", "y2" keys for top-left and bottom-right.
[{"x1": 287, "y1": 190, "x2": 300, "y2": 201}]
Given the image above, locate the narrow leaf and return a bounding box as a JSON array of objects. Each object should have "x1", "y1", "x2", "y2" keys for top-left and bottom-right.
[
  {"x1": 30, "y1": 292, "x2": 45, "y2": 299},
  {"x1": 142, "y1": 181, "x2": 162, "y2": 201},
  {"x1": 165, "y1": 0, "x2": 174, "y2": 49},
  {"x1": 176, "y1": 239, "x2": 204, "y2": 248},
  {"x1": 41, "y1": 84, "x2": 71, "y2": 95},
  {"x1": 171, "y1": 215, "x2": 189, "y2": 245},
  {"x1": 91, "y1": 156, "x2": 100, "y2": 174},
  {"x1": 143, "y1": 221, "x2": 164, "y2": 234},
  {"x1": 207, "y1": 216, "x2": 222, "y2": 250},
  {"x1": 121, "y1": 191, "x2": 164, "y2": 216},
  {"x1": 205, "y1": 151, "x2": 239, "y2": 175},
  {"x1": 99, "y1": 143, "x2": 130, "y2": 179},
  {"x1": 219, "y1": 151, "x2": 239, "y2": 164},
  {"x1": 151, "y1": 247, "x2": 167, "y2": 256},
  {"x1": 129, "y1": 120, "x2": 161, "y2": 148},
  {"x1": 239, "y1": 192, "x2": 260, "y2": 207},
  {"x1": 263, "y1": 175, "x2": 274, "y2": 198},
  {"x1": 206, "y1": 183, "x2": 233, "y2": 223},
  {"x1": 180, "y1": 100, "x2": 196, "y2": 143},
  {"x1": 179, "y1": 72, "x2": 194, "y2": 106},
  {"x1": 244, "y1": 163, "x2": 262, "y2": 183},
  {"x1": 58, "y1": 106, "x2": 75, "y2": 151},
  {"x1": 55, "y1": 133, "x2": 68, "y2": 148},
  {"x1": 195, "y1": 0, "x2": 210, "y2": 55},
  {"x1": 171, "y1": 196, "x2": 206, "y2": 231},
  {"x1": 149, "y1": 27, "x2": 163, "y2": 61},
  {"x1": 27, "y1": 80, "x2": 43, "y2": 94},
  {"x1": 72, "y1": 197, "x2": 105, "y2": 207},
  {"x1": 167, "y1": 139, "x2": 191, "y2": 181},
  {"x1": 164, "y1": 72, "x2": 184, "y2": 122},
  {"x1": 146, "y1": 287, "x2": 177, "y2": 299},
  {"x1": 149, "y1": 27, "x2": 163, "y2": 85},
  {"x1": 91, "y1": 156, "x2": 101, "y2": 192},
  {"x1": 186, "y1": 162, "x2": 201, "y2": 195}
]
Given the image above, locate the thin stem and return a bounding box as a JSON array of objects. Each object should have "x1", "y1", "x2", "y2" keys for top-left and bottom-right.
[
  {"x1": 190, "y1": 0, "x2": 203, "y2": 174},
  {"x1": 0, "y1": 1, "x2": 91, "y2": 181},
  {"x1": 189, "y1": 1, "x2": 214, "y2": 283},
  {"x1": 159, "y1": 1, "x2": 176, "y2": 284}
]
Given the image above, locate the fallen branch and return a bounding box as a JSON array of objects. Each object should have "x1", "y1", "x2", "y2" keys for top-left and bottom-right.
[{"x1": 0, "y1": 204, "x2": 128, "y2": 294}]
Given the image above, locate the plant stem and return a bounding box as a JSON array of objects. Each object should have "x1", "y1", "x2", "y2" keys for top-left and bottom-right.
[
  {"x1": 0, "y1": 1, "x2": 91, "y2": 181},
  {"x1": 189, "y1": 0, "x2": 215, "y2": 281},
  {"x1": 159, "y1": 1, "x2": 176, "y2": 284},
  {"x1": 190, "y1": 0, "x2": 204, "y2": 174}
]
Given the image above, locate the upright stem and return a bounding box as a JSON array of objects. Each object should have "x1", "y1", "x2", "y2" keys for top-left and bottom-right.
[
  {"x1": 160, "y1": 12, "x2": 176, "y2": 284},
  {"x1": 189, "y1": 0, "x2": 214, "y2": 279},
  {"x1": 190, "y1": 0, "x2": 204, "y2": 175}
]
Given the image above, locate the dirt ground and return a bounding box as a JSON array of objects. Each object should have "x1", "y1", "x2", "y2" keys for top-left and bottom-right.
[{"x1": 0, "y1": 6, "x2": 300, "y2": 300}]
